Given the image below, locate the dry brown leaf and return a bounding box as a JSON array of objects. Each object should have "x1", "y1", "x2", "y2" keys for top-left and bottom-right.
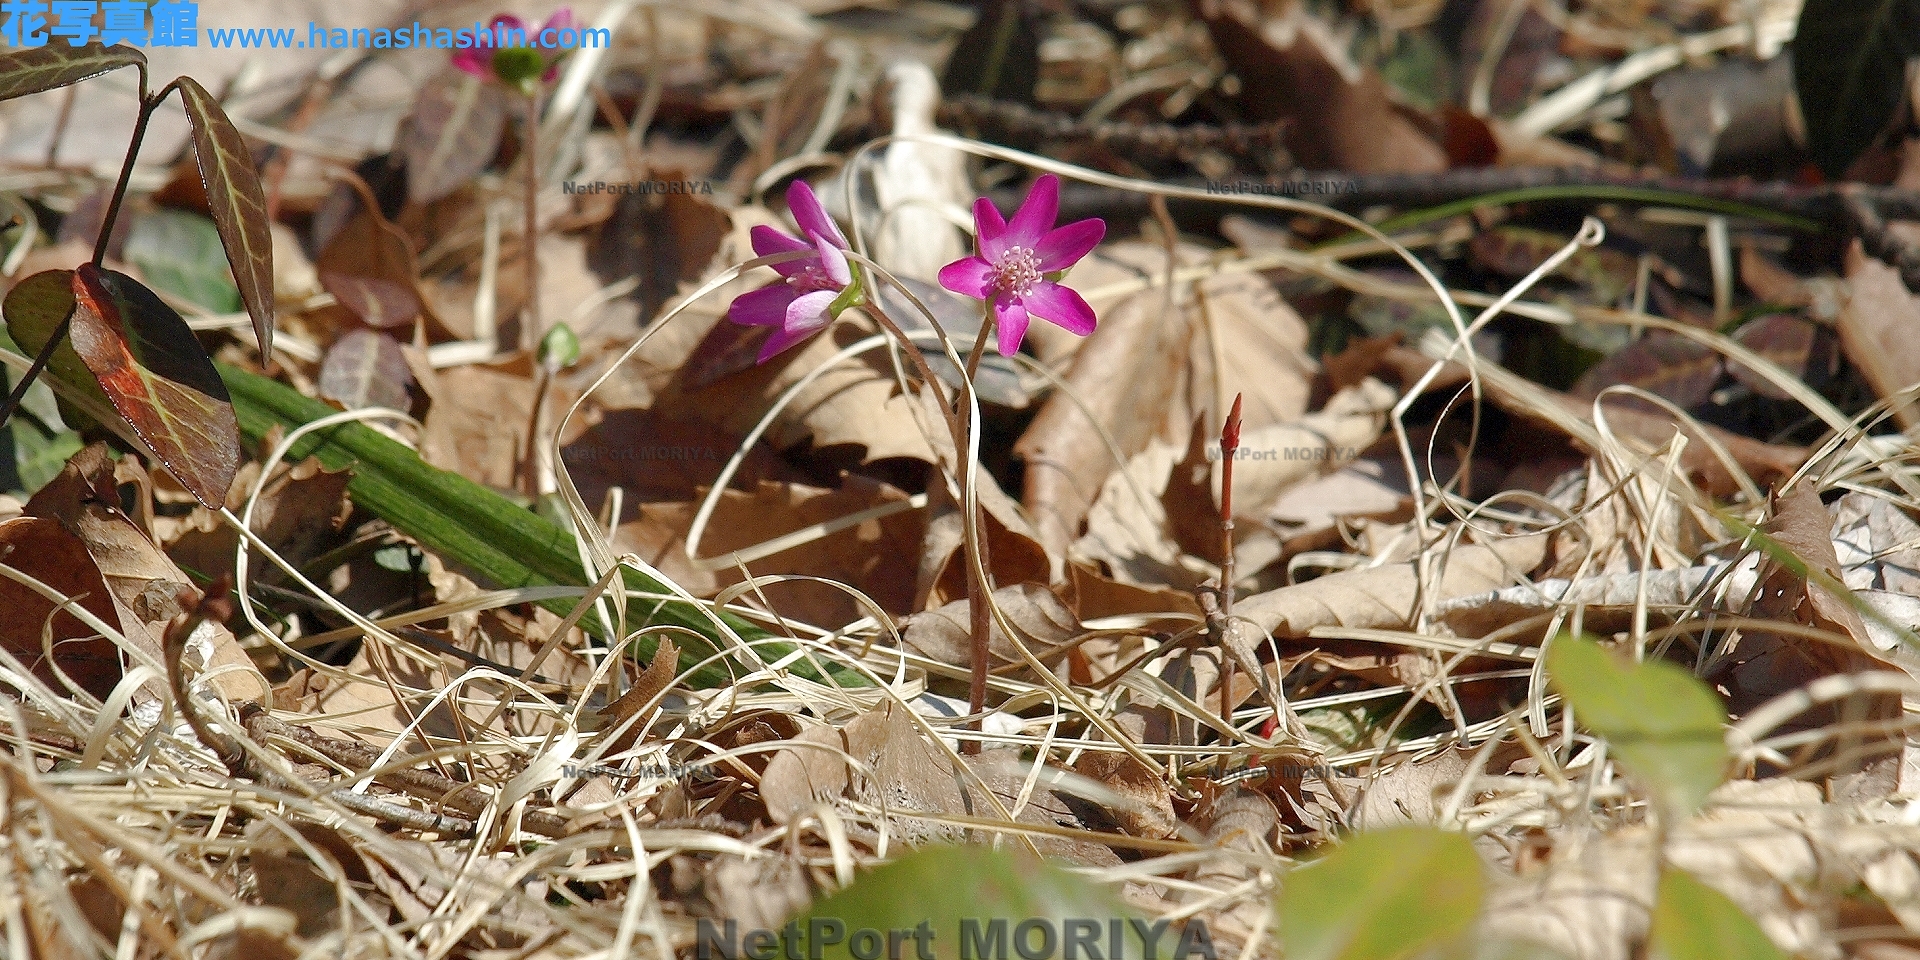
[
  {"x1": 560, "y1": 407, "x2": 778, "y2": 506},
  {"x1": 1839, "y1": 142, "x2": 1920, "y2": 430},
  {"x1": 1019, "y1": 242, "x2": 1313, "y2": 557},
  {"x1": 1373, "y1": 344, "x2": 1807, "y2": 498},
  {"x1": 1075, "y1": 437, "x2": 1202, "y2": 589},
  {"x1": 1711, "y1": 487, "x2": 1905, "y2": 800},
  {"x1": 409, "y1": 350, "x2": 538, "y2": 492},
  {"x1": 584, "y1": 168, "x2": 731, "y2": 324},
  {"x1": 597, "y1": 636, "x2": 678, "y2": 754},
  {"x1": 1350, "y1": 746, "x2": 1477, "y2": 829},
  {"x1": 162, "y1": 456, "x2": 352, "y2": 588},
  {"x1": 1070, "y1": 749, "x2": 1176, "y2": 839},
  {"x1": 759, "y1": 698, "x2": 970, "y2": 843},
  {"x1": 25, "y1": 444, "x2": 262, "y2": 703},
  {"x1": 760, "y1": 701, "x2": 1120, "y2": 864},
  {"x1": 615, "y1": 475, "x2": 924, "y2": 628},
  {"x1": 0, "y1": 517, "x2": 125, "y2": 700},
  {"x1": 914, "y1": 463, "x2": 1054, "y2": 612},
  {"x1": 1194, "y1": 0, "x2": 1446, "y2": 173},
  {"x1": 1064, "y1": 561, "x2": 1203, "y2": 622},
  {"x1": 705, "y1": 852, "x2": 814, "y2": 932},
  {"x1": 1834, "y1": 492, "x2": 1920, "y2": 595},
  {"x1": 1232, "y1": 533, "x2": 1547, "y2": 640},
  {"x1": 1183, "y1": 787, "x2": 1280, "y2": 947},
  {"x1": 900, "y1": 582, "x2": 1082, "y2": 678},
  {"x1": 243, "y1": 820, "x2": 356, "y2": 939}
]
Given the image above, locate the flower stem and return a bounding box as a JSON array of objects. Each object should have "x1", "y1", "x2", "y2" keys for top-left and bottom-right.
[
  {"x1": 522, "y1": 87, "x2": 542, "y2": 352},
  {"x1": 959, "y1": 305, "x2": 998, "y2": 754}
]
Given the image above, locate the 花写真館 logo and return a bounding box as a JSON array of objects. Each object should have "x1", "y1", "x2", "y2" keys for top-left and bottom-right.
[{"x1": 3, "y1": 0, "x2": 202, "y2": 47}]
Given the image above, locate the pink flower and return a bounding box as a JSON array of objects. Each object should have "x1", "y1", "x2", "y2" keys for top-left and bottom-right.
[
  {"x1": 937, "y1": 174, "x2": 1104, "y2": 356},
  {"x1": 454, "y1": 9, "x2": 578, "y2": 85},
  {"x1": 727, "y1": 180, "x2": 861, "y2": 363}
]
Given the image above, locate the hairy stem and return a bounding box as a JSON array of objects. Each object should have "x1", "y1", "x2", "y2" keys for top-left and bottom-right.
[{"x1": 961, "y1": 306, "x2": 997, "y2": 754}]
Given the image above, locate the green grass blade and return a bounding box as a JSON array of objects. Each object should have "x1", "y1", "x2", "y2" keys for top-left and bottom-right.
[{"x1": 218, "y1": 362, "x2": 868, "y2": 690}]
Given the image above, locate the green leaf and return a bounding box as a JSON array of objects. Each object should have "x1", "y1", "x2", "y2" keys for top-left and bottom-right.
[
  {"x1": 399, "y1": 69, "x2": 507, "y2": 205},
  {"x1": 5, "y1": 269, "x2": 104, "y2": 412},
  {"x1": 1546, "y1": 635, "x2": 1728, "y2": 815},
  {"x1": 67, "y1": 265, "x2": 240, "y2": 509},
  {"x1": 0, "y1": 42, "x2": 143, "y2": 103},
  {"x1": 175, "y1": 76, "x2": 275, "y2": 359},
  {"x1": 1792, "y1": 0, "x2": 1920, "y2": 179},
  {"x1": 123, "y1": 209, "x2": 241, "y2": 314},
  {"x1": 784, "y1": 846, "x2": 1154, "y2": 960},
  {"x1": 1278, "y1": 826, "x2": 1485, "y2": 960},
  {"x1": 1649, "y1": 869, "x2": 1788, "y2": 960},
  {"x1": 217, "y1": 362, "x2": 872, "y2": 691}
]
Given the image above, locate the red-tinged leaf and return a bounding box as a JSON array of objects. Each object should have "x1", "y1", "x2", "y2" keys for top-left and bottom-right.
[
  {"x1": 399, "y1": 69, "x2": 507, "y2": 205},
  {"x1": 319, "y1": 329, "x2": 413, "y2": 411},
  {"x1": 66, "y1": 265, "x2": 240, "y2": 509},
  {"x1": 317, "y1": 208, "x2": 423, "y2": 330},
  {"x1": 0, "y1": 516, "x2": 125, "y2": 700},
  {"x1": 174, "y1": 77, "x2": 275, "y2": 359},
  {"x1": 0, "y1": 42, "x2": 143, "y2": 103}
]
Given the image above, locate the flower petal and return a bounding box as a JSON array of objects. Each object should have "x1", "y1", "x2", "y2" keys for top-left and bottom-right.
[
  {"x1": 542, "y1": 7, "x2": 578, "y2": 33},
  {"x1": 1004, "y1": 174, "x2": 1060, "y2": 251},
  {"x1": 812, "y1": 233, "x2": 851, "y2": 287},
  {"x1": 487, "y1": 14, "x2": 530, "y2": 39},
  {"x1": 728, "y1": 284, "x2": 798, "y2": 327},
  {"x1": 784, "y1": 289, "x2": 839, "y2": 334},
  {"x1": 452, "y1": 50, "x2": 493, "y2": 78},
  {"x1": 785, "y1": 180, "x2": 849, "y2": 250},
  {"x1": 937, "y1": 256, "x2": 997, "y2": 299},
  {"x1": 756, "y1": 323, "x2": 818, "y2": 363},
  {"x1": 750, "y1": 225, "x2": 813, "y2": 277},
  {"x1": 1021, "y1": 281, "x2": 1098, "y2": 337},
  {"x1": 993, "y1": 295, "x2": 1031, "y2": 356},
  {"x1": 1034, "y1": 218, "x2": 1105, "y2": 272},
  {"x1": 973, "y1": 196, "x2": 1010, "y2": 261}
]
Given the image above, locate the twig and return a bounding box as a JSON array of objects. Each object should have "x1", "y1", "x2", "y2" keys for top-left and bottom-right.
[
  {"x1": 238, "y1": 704, "x2": 573, "y2": 838},
  {"x1": 1841, "y1": 187, "x2": 1920, "y2": 293},
  {"x1": 1196, "y1": 397, "x2": 1246, "y2": 776},
  {"x1": 938, "y1": 94, "x2": 1288, "y2": 163},
  {"x1": 1025, "y1": 168, "x2": 1920, "y2": 233}
]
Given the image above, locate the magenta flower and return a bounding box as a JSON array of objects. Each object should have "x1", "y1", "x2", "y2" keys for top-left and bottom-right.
[
  {"x1": 937, "y1": 174, "x2": 1104, "y2": 356},
  {"x1": 454, "y1": 9, "x2": 578, "y2": 86},
  {"x1": 727, "y1": 180, "x2": 863, "y2": 362}
]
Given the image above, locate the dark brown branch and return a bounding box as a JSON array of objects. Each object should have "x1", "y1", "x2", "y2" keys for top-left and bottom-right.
[
  {"x1": 938, "y1": 94, "x2": 1287, "y2": 163},
  {"x1": 239, "y1": 704, "x2": 573, "y2": 838},
  {"x1": 1020, "y1": 167, "x2": 1920, "y2": 227},
  {"x1": 1842, "y1": 188, "x2": 1920, "y2": 292}
]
